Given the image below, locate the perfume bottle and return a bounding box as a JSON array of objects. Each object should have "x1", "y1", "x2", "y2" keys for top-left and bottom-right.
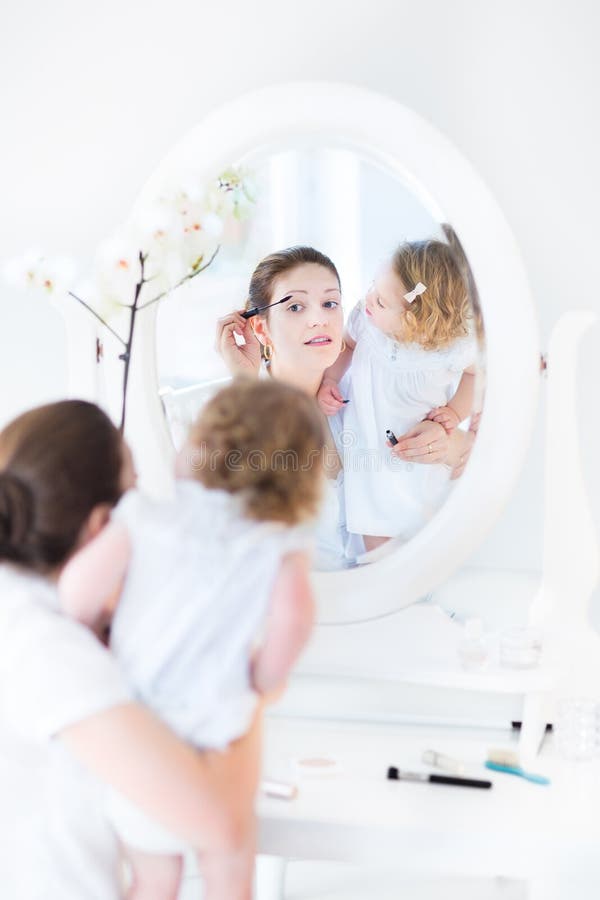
[{"x1": 457, "y1": 618, "x2": 488, "y2": 670}]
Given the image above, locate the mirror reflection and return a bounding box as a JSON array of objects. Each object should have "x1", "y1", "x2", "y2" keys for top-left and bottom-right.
[{"x1": 156, "y1": 145, "x2": 485, "y2": 571}]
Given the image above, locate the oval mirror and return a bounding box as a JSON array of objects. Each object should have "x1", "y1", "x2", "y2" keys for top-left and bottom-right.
[{"x1": 123, "y1": 83, "x2": 539, "y2": 624}]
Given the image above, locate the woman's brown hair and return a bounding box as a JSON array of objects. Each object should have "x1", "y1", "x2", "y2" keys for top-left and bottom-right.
[
  {"x1": 441, "y1": 223, "x2": 484, "y2": 347},
  {"x1": 188, "y1": 377, "x2": 325, "y2": 525},
  {"x1": 0, "y1": 400, "x2": 124, "y2": 574},
  {"x1": 247, "y1": 246, "x2": 341, "y2": 314}
]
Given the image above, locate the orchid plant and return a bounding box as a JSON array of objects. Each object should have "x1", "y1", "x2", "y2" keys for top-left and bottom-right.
[{"x1": 3, "y1": 166, "x2": 255, "y2": 430}]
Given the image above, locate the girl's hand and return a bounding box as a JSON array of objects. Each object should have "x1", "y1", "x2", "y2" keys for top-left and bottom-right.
[
  {"x1": 215, "y1": 311, "x2": 262, "y2": 376},
  {"x1": 391, "y1": 419, "x2": 449, "y2": 465},
  {"x1": 426, "y1": 405, "x2": 460, "y2": 434},
  {"x1": 317, "y1": 378, "x2": 345, "y2": 416}
]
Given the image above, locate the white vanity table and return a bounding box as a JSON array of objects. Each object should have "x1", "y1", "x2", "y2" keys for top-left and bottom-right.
[
  {"x1": 63, "y1": 83, "x2": 598, "y2": 897},
  {"x1": 256, "y1": 716, "x2": 600, "y2": 899}
]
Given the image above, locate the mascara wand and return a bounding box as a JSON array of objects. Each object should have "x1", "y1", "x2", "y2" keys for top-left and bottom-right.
[{"x1": 241, "y1": 294, "x2": 293, "y2": 319}]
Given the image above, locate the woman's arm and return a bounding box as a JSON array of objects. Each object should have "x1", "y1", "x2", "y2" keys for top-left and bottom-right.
[
  {"x1": 60, "y1": 701, "x2": 262, "y2": 853},
  {"x1": 215, "y1": 311, "x2": 262, "y2": 376},
  {"x1": 250, "y1": 551, "x2": 314, "y2": 695},
  {"x1": 449, "y1": 412, "x2": 481, "y2": 480}
]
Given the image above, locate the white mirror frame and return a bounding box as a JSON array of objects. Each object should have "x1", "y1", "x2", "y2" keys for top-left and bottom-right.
[{"x1": 124, "y1": 82, "x2": 540, "y2": 624}]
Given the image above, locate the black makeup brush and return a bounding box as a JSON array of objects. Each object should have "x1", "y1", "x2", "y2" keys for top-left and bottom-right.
[{"x1": 241, "y1": 294, "x2": 293, "y2": 319}]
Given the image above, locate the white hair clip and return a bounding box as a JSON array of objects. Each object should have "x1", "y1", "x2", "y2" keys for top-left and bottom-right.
[{"x1": 404, "y1": 282, "x2": 427, "y2": 303}]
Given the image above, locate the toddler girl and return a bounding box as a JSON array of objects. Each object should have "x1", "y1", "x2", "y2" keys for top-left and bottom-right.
[
  {"x1": 318, "y1": 238, "x2": 477, "y2": 551},
  {"x1": 60, "y1": 377, "x2": 324, "y2": 899}
]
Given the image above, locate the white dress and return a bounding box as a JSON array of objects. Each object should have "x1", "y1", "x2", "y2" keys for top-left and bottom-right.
[
  {"x1": 107, "y1": 480, "x2": 309, "y2": 852},
  {"x1": 0, "y1": 564, "x2": 131, "y2": 899},
  {"x1": 343, "y1": 301, "x2": 477, "y2": 539},
  {"x1": 111, "y1": 480, "x2": 308, "y2": 748}
]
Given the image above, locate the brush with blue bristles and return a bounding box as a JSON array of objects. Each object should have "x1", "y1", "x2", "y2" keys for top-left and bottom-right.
[{"x1": 485, "y1": 749, "x2": 550, "y2": 785}]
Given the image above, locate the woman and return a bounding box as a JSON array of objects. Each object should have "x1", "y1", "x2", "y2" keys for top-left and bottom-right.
[
  {"x1": 215, "y1": 246, "x2": 456, "y2": 567},
  {"x1": 0, "y1": 400, "x2": 260, "y2": 899}
]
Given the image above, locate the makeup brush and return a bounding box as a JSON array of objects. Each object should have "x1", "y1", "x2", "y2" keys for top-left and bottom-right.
[
  {"x1": 241, "y1": 294, "x2": 293, "y2": 319},
  {"x1": 485, "y1": 749, "x2": 550, "y2": 785}
]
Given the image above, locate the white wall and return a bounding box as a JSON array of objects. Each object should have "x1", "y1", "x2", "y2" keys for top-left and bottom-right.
[{"x1": 1, "y1": 0, "x2": 599, "y2": 603}]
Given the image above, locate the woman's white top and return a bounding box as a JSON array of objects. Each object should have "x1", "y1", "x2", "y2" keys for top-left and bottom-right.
[
  {"x1": 343, "y1": 301, "x2": 477, "y2": 538},
  {"x1": 312, "y1": 401, "x2": 365, "y2": 570},
  {"x1": 111, "y1": 480, "x2": 307, "y2": 749},
  {"x1": 0, "y1": 564, "x2": 130, "y2": 899}
]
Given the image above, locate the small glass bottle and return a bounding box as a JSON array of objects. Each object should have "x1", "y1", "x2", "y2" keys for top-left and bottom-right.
[
  {"x1": 457, "y1": 618, "x2": 488, "y2": 671},
  {"x1": 554, "y1": 697, "x2": 599, "y2": 761}
]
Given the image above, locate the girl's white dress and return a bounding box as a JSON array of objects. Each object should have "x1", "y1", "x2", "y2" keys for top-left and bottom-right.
[
  {"x1": 343, "y1": 302, "x2": 476, "y2": 539},
  {"x1": 111, "y1": 480, "x2": 307, "y2": 747},
  {"x1": 107, "y1": 480, "x2": 307, "y2": 851}
]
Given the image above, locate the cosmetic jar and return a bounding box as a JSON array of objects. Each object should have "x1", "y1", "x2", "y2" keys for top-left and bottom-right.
[
  {"x1": 499, "y1": 626, "x2": 543, "y2": 669},
  {"x1": 291, "y1": 756, "x2": 340, "y2": 778}
]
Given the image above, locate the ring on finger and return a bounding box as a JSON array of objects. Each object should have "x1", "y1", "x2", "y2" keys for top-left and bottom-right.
[{"x1": 428, "y1": 443, "x2": 433, "y2": 454}]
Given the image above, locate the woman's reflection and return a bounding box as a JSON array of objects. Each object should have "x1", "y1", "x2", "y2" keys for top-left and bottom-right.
[
  {"x1": 318, "y1": 238, "x2": 478, "y2": 552},
  {"x1": 216, "y1": 246, "x2": 468, "y2": 571}
]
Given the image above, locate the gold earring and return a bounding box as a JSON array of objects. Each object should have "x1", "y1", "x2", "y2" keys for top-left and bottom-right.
[
  {"x1": 340, "y1": 339, "x2": 346, "y2": 353},
  {"x1": 263, "y1": 343, "x2": 273, "y2": 361}
]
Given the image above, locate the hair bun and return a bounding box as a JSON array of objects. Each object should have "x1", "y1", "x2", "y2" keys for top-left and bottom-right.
[{"x1": 0, "y1": 472, "x2": 34, "y2": 559}]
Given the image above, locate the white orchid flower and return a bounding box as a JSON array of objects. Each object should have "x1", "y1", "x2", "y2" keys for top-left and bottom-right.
[
  {"x1": 93, "y1": 228, "x2": 143, "y2": 302},
  {"x1": 180, "y1": 225, "x2": 219, "y2": 274},
  {"x1": 200, "y1": 211, "x2": 224, "y2": 239},
  {"x1": 2, "y1": 250, "x2": 76, "y2": 295}
]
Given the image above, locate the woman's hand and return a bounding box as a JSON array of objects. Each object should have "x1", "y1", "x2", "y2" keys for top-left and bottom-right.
[
  {"x1": 215, "y1": 311, "x2": 262, "y2": 376},
  {"x1": 449, "y1": 412, "x2": 481, "y2": 479},
  {"x1": 390, "y1": 419, "x2": 449, "y2": 465},
  {"x1": 317, "y1": 377, "x2": 345, "y2": 416},
  {"x1": 448, "y1": 430, "x2": 475, "y2": 480}
]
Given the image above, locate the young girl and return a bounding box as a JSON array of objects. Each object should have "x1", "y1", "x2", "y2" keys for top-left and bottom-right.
[
  {"x1": 59, "y1": 377, "x2": 324, "y2": 899},
  {"x1": 317, "y1": 238, "x2": 477, "y2": 551},
  {"x1": 0, "y1": 399, "x2": 262, "y2": 900}
]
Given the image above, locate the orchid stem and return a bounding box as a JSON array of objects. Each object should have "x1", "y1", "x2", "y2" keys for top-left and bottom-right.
[
  {"x1": 119, "y1": 252, "x2": 147, "y2": 432},
  {"x1": 137, "y1": 245, "x2": 220, "y2": 310},
  {"x1": 70, "y1": 243, "x2": 220, "y2": 434},
  {"x1": 67, "y1": 291, "x2": 126, "y2": 346}
]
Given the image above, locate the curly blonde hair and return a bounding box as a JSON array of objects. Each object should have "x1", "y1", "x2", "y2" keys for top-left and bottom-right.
[
  {"x1": 188, "y1": 377, "x2": 325, "y2": 525},
  {"x1": 392, "y1": 239, "x2": 471, "y2": 350}
]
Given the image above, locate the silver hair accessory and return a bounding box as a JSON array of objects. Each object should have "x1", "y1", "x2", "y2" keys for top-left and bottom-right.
[{"x1": 404, "y1": 282, "x2": 427, "y2": 303}]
